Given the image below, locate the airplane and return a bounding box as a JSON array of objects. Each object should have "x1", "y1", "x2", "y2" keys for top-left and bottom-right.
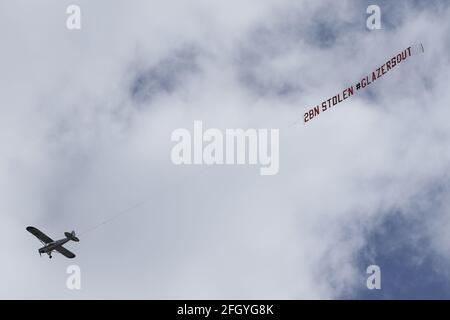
[{"x1": 26, "y1": 226, "x2": 79, "y2": 259}]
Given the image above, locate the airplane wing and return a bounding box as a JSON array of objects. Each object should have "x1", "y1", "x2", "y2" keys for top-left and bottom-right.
[
  {"x1": 26, "y1": 226, "x2": 53, "y2": 244},
  {"x1": 54, "y1": 245, "x2": 76, "y2": 259}
]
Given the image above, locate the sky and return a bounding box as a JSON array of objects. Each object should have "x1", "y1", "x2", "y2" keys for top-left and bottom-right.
[{"x1": 1, "y1": 0, "x2": 450, "y2": 299}]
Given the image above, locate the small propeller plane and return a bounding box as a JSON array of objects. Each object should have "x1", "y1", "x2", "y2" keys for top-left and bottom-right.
[{"x1": 26, "y1": 226, "x2": 79, "y2": 259}]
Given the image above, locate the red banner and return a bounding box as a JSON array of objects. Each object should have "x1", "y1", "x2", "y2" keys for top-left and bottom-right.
[{"x1": 303, "y1": 45, "x2": 423, "y2": 123}]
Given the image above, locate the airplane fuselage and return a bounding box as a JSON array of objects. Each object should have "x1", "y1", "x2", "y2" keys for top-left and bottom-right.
[{"x1": 38, "y1": 237, "x2": 70, "y2": 254}]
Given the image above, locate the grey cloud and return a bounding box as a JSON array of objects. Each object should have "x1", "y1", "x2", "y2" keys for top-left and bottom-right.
[
  {"x1": 350, "y1": 182, "x2": 450, "y2": 298},
  {"x1": 2, "y1": 0, "x2": 450, "y2": 299},
  {"x1": 234, "y1": 3, "x2": 362, "y2": 100},
  {"x1": 129, "y1": 46, "x2": 201, "y2": 105}
]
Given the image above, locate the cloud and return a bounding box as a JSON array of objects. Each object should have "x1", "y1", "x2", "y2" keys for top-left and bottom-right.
[
  {"x1": 1, "y1": 0, "x2": 450, "y2": 299},
  {"x1": 129, "y1": 45, "x2": 201, "y2": 105}
]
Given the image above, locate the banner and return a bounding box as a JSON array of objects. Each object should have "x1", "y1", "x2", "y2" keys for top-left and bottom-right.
[{"x1": 303, "y1": 44, "x2": 424, "y2": 123}]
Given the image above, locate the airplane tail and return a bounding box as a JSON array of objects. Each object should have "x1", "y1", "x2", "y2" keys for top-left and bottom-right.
[{"x1": 65, "y1": 231, "x2": 80, "y2": 242}]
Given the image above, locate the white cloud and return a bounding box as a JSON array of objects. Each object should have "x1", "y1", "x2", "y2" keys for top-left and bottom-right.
[{"x1": 1, "y1": 0, "x2": 450, "y2": 298}]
